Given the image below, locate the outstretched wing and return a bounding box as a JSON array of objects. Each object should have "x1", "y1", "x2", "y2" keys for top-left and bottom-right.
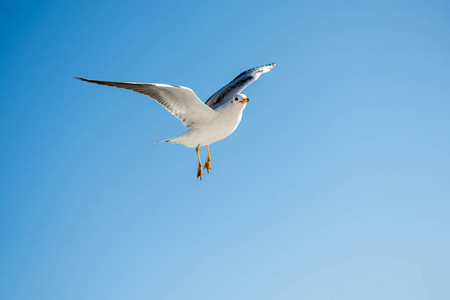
[
  {"x1": 205, "y1": 63, "x2": 276, "y2": 109},
  {"x1": 76, "y1": 78, "x2": 215, "y2": 128}
]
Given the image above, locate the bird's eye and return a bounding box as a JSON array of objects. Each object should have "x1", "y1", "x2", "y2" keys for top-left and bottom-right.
[{"x1": 235, "y1": 97, "x2": 238, "y2": 101}]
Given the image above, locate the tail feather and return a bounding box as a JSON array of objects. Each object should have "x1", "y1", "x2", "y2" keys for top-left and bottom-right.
[
  {"x1": 157, "y1": 139, "x2": 170, "y2": 143},
  {"x1": 157, "y1": 133, "x2": 185, "y2": 145},
  {"x1": 157, "y1": 139, "x2": 179, "y2": 144}
]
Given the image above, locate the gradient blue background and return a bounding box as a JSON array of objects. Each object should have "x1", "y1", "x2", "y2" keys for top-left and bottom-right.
[{"x1": 1, "y1": 0, "x2": 449, "y2": 299}]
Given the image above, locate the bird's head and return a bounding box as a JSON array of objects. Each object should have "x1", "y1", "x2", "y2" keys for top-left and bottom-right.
[{"x1": 230, "y1": 94, "x2": 249, "y2": 107}]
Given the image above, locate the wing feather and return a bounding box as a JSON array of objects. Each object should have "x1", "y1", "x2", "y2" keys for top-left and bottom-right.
[
  {"x1": 76, "y1": 78, "x2": 215, "y2": 128},
  {"x1": 205, "y1": 63, "x2": 276, "y2": 109}
]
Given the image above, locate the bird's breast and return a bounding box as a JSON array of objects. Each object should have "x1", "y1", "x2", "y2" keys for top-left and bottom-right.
[{"x1": 192, "y1": 110, "x2": 243, "y2": 145}]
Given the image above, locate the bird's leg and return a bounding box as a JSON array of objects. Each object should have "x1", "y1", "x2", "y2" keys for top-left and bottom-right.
[
  {"x1": 203, "y1": 145, "x2": 212, "y2": 173},
  {"x1": 196, "y1": 145, "x2": 203, "y2": 179}
]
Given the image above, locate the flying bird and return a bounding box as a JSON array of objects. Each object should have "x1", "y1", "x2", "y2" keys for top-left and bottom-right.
[{"x1": 76, "y1": 63, "x2": 276, "y2": 179}]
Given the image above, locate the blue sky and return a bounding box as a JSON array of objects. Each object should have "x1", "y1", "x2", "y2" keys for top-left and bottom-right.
[{"x1": 1, "y1": 0, "x2": 450, "y2": 299}]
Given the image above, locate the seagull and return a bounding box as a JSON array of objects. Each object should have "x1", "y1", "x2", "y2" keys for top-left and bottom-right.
[{"x1": 76, "y1": 63, "x2": 276, "y2": 179}]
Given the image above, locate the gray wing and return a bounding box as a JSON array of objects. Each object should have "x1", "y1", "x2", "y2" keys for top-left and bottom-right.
[
  {"x1": 205, "y1": 63, "x2": 276, "y2": 109},
  {"x1": 76, "y1": 78, "x2": 215, "y2": 128}
]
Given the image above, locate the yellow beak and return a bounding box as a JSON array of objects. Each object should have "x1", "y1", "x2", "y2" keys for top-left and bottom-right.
[{"x1": 239, "y1": 98, "x2": 249, "y2": 103}]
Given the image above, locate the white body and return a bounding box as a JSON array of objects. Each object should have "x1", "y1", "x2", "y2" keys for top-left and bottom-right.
[{"x1": 167, "y1": 100, "x2": 246, "y2": 147}]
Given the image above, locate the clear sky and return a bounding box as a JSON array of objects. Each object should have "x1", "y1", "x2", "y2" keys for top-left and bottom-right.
[{"x1": 1, "y1": 0, "x2": 450, "y2": 299}]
